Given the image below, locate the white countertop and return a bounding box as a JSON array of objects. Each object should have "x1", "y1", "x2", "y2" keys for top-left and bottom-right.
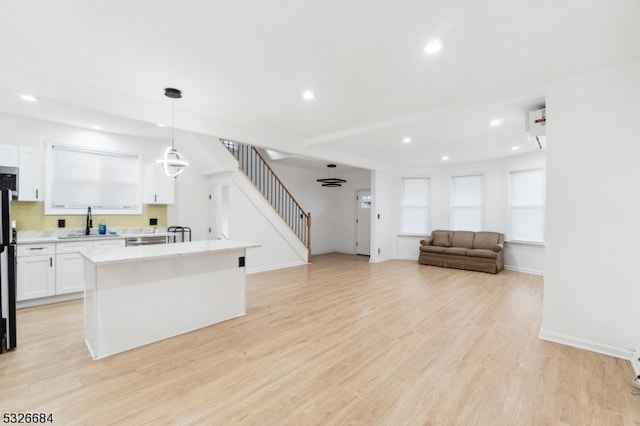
[
  {"x1": 82, "y1": 239, "x2": 260, "y2": 265},
  {"x1": 17, "y1": 231, "x2": 179, "y2": 245}
]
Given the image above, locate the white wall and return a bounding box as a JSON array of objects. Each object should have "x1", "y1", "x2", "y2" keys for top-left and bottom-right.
[
  {"x1": 393, "y1": 151, "x2": 546, "y2": 274},
  {"x1": 542, "y1": 60, "x2": 640, "y2": 359},
  {"x1": 371, "y1": 170, "x2": 396, "y2": 262},
  {"x1": 0, "y1": 112, "x2": 213, "y2": 239},
  {"x1": 223, "y1": 172, "x2": 308, "y2": 273},
  {"x1": 166, "y1": 132, "x2": 220, "y2": 241},
  {"x1": 332, "y1": 169, "x2": 372, "y2": 254},
  {"x1": 267, "y1": 162, "x2": 371, "y2": 255}
]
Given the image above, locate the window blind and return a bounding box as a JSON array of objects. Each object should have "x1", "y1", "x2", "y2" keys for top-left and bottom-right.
[
  {"x1": 509, "y1": 169, "x2": 545, "y2": 243},
  {"x1": 450, "y1": 174, "x2": 483, "y2": 231},
  {"x1": 399, "y1": 177, "x2": 429, "y2": 235},
  {"x1": 48, "y1": 144, "x2": 141, "y2": 213}
]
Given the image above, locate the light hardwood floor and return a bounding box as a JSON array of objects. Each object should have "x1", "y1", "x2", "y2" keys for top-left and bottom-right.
[{"x1": 1, "y1": 253, "x2": 638, "y2": 425}]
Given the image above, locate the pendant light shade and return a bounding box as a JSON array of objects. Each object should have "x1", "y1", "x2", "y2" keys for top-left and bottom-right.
[
  {"x1": 316, "y1": 164, "x2": 347, "y2": 187},
  {"x1": 157, "y1": 88, "x2": 188, "y2": 177}
]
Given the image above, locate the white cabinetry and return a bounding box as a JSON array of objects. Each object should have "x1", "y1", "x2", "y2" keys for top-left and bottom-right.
[
  {"x1": 0, "y1": 144, "x2": 19, "y2": 167},
  {"x1": 56, "y1": 241, "x2": 93, "y2": 295},
  {"x1": 16, "y1": 244, "x2": 56, "y2": 301},
  {"x1": 93, "y1": 239, "x2": 126, "y2": 250},
  {"x1": 19, "y1": 238, "x2": 128, "y2": 301},
  {"x1": 18, "y1": 147, "x2": 43, "y2": 201},
  {"x1": 144, "y1": 162, "x2": 175, "y2": 204}
]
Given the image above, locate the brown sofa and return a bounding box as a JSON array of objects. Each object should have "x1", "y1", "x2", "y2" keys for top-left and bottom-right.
[{"x1": 419, "y1": 230, "x2": 504, "y2": 274}]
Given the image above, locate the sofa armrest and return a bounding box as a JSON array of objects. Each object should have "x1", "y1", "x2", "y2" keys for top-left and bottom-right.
[
  {"x1": 493, "y1": 244, "x2": 503, "y2": 253},
  {"x1": 420, "y1": 237, "x2": 433, "y2": 246}
]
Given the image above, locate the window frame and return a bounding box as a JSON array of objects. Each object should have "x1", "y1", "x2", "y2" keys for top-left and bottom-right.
[
  {"x1": 450, "y1": 173, "x2": 484, "y2": 231},
  {"x1": 507, "y1": 168, "x2": 545, "y2": 244},
  {"x1": 45, "y1": 143, "x2": 143, "y2": 215},
  {"x1": 398, "y1": 176, "x2": 430, "y2": 236}
]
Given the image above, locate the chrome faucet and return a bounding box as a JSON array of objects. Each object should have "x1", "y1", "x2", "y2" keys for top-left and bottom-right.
[{"x1": 85, "y1": 206, "x2": 93, "y2": 235}]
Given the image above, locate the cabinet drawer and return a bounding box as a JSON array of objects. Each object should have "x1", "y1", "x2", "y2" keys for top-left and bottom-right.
[
  {"x1": 57, "y1": 241, "x2": 94, "y2": 254},
  {"x1": 17, "y1": 243, "x2": 56, "y2": 257}
]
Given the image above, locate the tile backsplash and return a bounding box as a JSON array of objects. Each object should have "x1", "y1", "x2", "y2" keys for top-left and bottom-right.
[{"x1": 12, "y1": 202, "x2": 167, "y2": 231}]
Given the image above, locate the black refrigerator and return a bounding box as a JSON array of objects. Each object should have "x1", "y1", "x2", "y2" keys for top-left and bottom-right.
[{"x1": 0, "y1": 188, "x2": 17, "y2": 353}]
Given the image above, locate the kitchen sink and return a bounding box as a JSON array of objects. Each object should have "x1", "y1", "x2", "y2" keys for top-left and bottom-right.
[{"x1": 58, "y1": 233, "x2": 120, "y2": 239}]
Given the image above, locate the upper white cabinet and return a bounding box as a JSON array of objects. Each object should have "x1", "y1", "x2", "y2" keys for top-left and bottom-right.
[
  {"x1": 0, "y1": 144, "x2": 19, "y2": 167},
  {"x1": 18, "y1": 147, "x2": 43, "y2": 201},
  {"x1": 144, "y1": 162, "x2": 175, "y2": 204}
]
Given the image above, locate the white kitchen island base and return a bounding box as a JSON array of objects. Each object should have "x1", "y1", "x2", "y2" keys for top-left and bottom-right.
[{"x1": 83, "y1": 240, "x2": 259, "y2": 359}]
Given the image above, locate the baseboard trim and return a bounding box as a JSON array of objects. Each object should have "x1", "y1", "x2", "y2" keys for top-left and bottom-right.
[
  {"x1": 17, "y1": 292, "x2": 83, "y2": 309},
  {"x1": 631, "y1": 352, "x2": 640, "y2": 377},
  {"x1": 505, "y1": 265, "x2": 544, "y2": 276},
  {"x1": 539, "y1": 328, "x2": 634, "y2": 360}
]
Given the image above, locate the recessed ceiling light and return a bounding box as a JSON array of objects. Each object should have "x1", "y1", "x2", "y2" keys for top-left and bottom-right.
[
  {"x1": 490, "y1": 118, "x2": 503, "y2": 127},
  {"x1": 19, "y1": 94, "x2": 39, "y2": 102},
  {"x1": 302, "y1": 90, "x2": 315, "y2": 100},
  {"x1": 512, "y1": 146, "x2": 520, "y2": 151},
  {"x1": 403, "y1": 137, "x2": 412, "y2": 144},
  {"x1": 157, "y1": 123, "x2": 166, "y2": 128},
  {"x1": 424, "y1": 39, "x2": 443, "y2": 54},
  {"x1": 441, "y1": 155, "x2": 449, "y2": 161}
]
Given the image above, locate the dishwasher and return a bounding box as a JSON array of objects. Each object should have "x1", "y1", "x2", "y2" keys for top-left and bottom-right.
[{"x1": 125, "y1": 235, "x2": 168, "y2": 247}]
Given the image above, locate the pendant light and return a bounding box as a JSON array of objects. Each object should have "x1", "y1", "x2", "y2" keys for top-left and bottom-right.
[
  {"x1": 316, "y1": 164, "x2": 347, "y2": 187},
  {"x1": 157, "y1": 88, "x2": 188, "y2": 177}
]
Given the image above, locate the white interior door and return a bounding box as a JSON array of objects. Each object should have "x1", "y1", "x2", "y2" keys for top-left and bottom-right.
[{"x1": 356, "y1": 190, "x2": 371, "y2": 255}]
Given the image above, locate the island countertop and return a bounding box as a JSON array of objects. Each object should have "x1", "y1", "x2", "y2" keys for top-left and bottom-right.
[{"x1": 82, "y1": 239, "x2": 260, "y2": 265}]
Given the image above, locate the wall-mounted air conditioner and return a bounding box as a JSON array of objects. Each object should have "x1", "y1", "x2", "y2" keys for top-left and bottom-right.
[{"x1": 526, "y1": 108, "x2": 546, "y2": 149}]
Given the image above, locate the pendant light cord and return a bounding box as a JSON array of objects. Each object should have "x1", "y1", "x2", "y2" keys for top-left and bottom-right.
[{"x1": 171, "y1": 99, "x2": 175, "y2": 149}]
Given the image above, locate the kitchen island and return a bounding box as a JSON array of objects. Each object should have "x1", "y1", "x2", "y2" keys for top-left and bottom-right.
[{"x1": 82, "y1": 239, "x2": 259, "y2": 359}]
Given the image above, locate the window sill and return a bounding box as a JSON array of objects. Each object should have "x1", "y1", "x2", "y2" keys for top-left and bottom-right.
[{"x1": 505, "y1": 240, "x2": 545, "y2": 247}]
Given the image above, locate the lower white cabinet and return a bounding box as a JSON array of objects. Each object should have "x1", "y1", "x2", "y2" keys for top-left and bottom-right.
[
  {"x1": 56, "y1": 241, "x2": 93, "y2": 295},
  {"x1": 18, "y1": 238, "x2": 127, "y2": 301},
  {"x1": 16, "y1": 244, "x2": 56, "y2": 301}
]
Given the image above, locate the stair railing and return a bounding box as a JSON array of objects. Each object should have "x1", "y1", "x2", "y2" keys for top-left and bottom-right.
[{"x1": 222, "y1": 139, "x2": 311, "y2": 262}]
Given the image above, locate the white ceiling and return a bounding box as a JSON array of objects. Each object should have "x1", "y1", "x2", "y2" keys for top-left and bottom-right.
[{"x1": 0, "y1": 0, "x2": 638, "y2": 170}]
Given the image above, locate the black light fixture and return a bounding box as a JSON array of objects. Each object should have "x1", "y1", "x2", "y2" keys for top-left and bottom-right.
[
  {"x1": 317, "y1": 164, "x2": 347, "y2": 187},
  {"x1": 157, "y1": 88, "x2": 188, "y2": 177}
]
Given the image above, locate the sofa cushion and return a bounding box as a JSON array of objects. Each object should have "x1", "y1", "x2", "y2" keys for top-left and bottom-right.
[
  {"x1": 451, "y1": 231, "x2": 475, "y2": 249},
  {"x1": 473, "y1": 232, "x2": 500, "y2": 250},
  {"x1": 432, "y1": 231, "x2": 451, "y2": 247},
  {"x1": 466, "y1": 248, "x2": 498, "y2": 259},
  {"x1": 420, "y1": 246, "x2": 444, "y2": 254},
  {"x1": 443, "y1": 247, "x2": 466, "y2": 256}
]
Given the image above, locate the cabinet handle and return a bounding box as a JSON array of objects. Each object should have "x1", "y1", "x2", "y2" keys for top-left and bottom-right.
[
  {"x1": 155, "y1": 194, "x2": 157, "y2": 202},
  {"x1": 29, "y1": 247, "x2": 45, "y2": 251},
  {"x1": 50, "y1": 257, "x2": 52, "y2": 267},
  {"x1": 36, "y1": 189, "x2": 39, "y2": 199}
]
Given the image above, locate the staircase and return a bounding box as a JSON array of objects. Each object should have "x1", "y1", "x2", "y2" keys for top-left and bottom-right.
[{"x1": 221, "y1": 139, "x2": 311, "y2": 262}]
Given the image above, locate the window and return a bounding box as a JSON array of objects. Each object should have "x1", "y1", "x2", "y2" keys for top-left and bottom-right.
[
  {"x1": 450, "y1": 174, "x2": 483, "y2": 231},
  {"x1": 46, "y1": 144, "x2": 142, "y2": 214},
  {"x1": 360, "y1": 194, "x2": 372, "y2": 209},
  {"x1": 509, "y1": 169, "x2": 545, "y2": 243},
  {"x1": 399, "y1": 177, "x2": 429, "y2": 235}
]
